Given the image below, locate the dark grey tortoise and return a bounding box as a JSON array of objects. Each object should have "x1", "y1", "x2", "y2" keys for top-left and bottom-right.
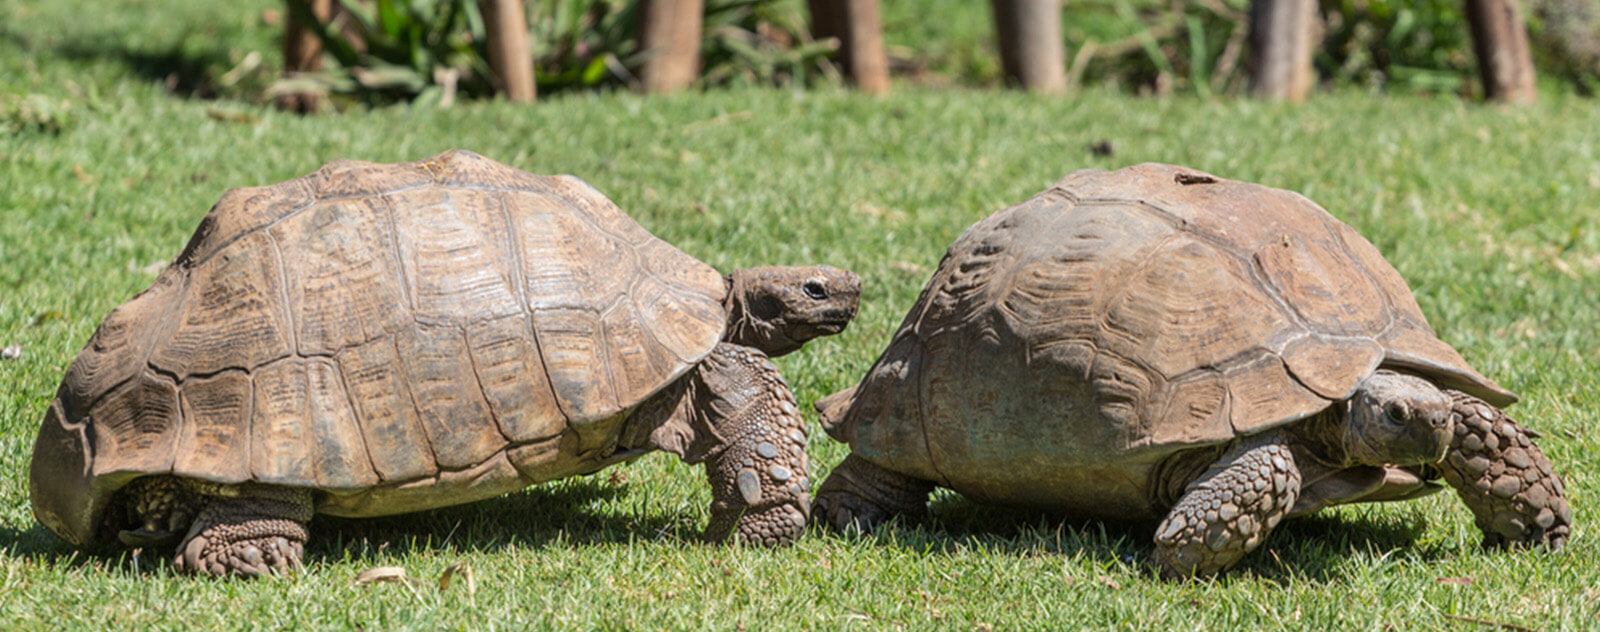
[{"x1": 811, "y1": 163, "x2": 1569, "y2": 578}]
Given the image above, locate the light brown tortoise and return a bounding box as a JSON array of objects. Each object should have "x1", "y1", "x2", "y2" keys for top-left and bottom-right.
[
  {"x1": 29, "y1": 150, "x2": 860, "y2": 578},
  {"x1": 811, "y1": 163, "x2": 1570, "y2": 578}
]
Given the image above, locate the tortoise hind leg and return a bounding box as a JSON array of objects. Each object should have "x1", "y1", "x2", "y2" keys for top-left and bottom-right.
[
  {"x1": 812, "y1": 454, "x2": 935, "y2": 533},
  {"x1": 1435, "y1": 390, "x2": 1571, "y2": 549},
  {"x1": 1153, "y1": 436, "x2": 1300, "y2": 579},
  {"x1": 174, "y1": 486, "x2": 314, "y2": 579},
  {"x1": 118, "y1": 476, "x2": 201, "y2": 547}
]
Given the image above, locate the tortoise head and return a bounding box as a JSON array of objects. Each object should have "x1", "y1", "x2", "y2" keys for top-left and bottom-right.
[
  {"x1": 723, "y1": 265, "x2": 860, "y2": 357},
  {"x1": 1341, "y1": 369, "x2": 1454, "y2": 467}
]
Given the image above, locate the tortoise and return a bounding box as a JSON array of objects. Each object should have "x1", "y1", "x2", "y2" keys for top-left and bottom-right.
[
  {"x1": 29, "y1": 150, "x2": 861, "y2": 578},
  {"x1": 811, "y1": 163, "x2": 1570, "y2": 578}
]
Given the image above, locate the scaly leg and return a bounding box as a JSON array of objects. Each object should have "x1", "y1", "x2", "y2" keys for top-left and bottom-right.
[
  {"x1": 174, "y1": 487, "x2": 314, "y2": 579},
  {"x1": 700, "y1": 346, "x2": 813, "y2": 546},
  {"x1": 812, "y1": 454, "x2": 935, "y2": 533},
  {"x1": 1153, "y1": 438, "x2": 1300, "y2": 579},
  {"x1": 118, "y1": 476, "x2": 199, "y2": 547},
  {"x1": 1435, "y1": 390, "x2": 1571, "y2": 549}
]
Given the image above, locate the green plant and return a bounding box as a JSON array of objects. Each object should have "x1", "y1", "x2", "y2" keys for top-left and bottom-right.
[
  {"x1": 271, "y1": 0, "x2": 494, "y2": 106},
  {"x1": 1068, "y1": 0, "x2": 1253, "y2": 96},
  {"x1": 881, "y1": 0, "x2": 1505, "y2": 96},
  {"x1": 526, "y1": 0, "x2": 642, "y2": 90},
  {"x1": 699, "y1": 0, "x2": 840, "y2": 87},
  {"x1": 1318, "y1": 0, "x2": 1476, "y2": 94},
  {"x1": 270, "y1": 0, "x2": 842, "y2": 107},
  {"x1": 1530, "y1": 0, "x2": 1600, "y2": 94}
]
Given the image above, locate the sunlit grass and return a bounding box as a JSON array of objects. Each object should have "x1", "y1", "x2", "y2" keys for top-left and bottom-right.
[{"x1": 2, "y1": 0, "x2": 1597, "y2": 629}]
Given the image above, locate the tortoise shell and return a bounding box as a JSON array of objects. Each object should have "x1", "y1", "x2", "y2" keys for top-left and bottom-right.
[
  {"x1": 826, "y1": 163, "x2": 1514, "y2": 513},
  {"x1": 31, "y1": 150, "x2": 728, "y2": 545}
]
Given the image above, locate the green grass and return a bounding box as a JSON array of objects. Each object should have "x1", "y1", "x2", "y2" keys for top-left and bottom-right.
[{"x1": 4, "y1": 0, "x2": 1599, "y2": 629}]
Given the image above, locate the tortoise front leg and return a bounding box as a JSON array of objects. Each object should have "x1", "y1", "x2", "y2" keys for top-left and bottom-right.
[
  {"x1": 1435, "y1": 390, "x2": 1571, "y2": 549},
  {"x1": 1153, "y1": 436, "x2": 1300, "y2": 579},
  {"x1": 699, "y1": 346, "x2": 813, "y2": 546},
  {"x1": 812, "y1": 454, "x2": 935, "y2": 532},
  {"x1": 174, "y1": 486, "x2": 314, "y2": 579}
]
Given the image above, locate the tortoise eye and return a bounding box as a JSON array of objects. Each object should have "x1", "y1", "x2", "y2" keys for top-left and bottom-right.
[
  {"x1": 1384, "y1": 402, "x2": 1408, "y2": 423},
  {"x1": 803, "y1": 280, "x2": 828, "y2": 300}
]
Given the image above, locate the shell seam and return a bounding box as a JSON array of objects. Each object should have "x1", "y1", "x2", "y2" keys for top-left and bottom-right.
[{"x1": 495, "y1": 197, "x2": 569, "y2": 423}]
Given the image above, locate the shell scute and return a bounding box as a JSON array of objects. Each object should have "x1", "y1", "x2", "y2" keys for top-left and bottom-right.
[
  {"x1": 173, "y1": 371, "x2": 253, "y2": 484},
  {"x1": 148, "y1": 232, "x2": 294, "y2": 379},
  {"x1": 90, "y1": 371, "x2": 181, "y2": 479},
  {"x1": 272, "y1": 197, "x2": 411, "y2": 356},
  {"x1": 332, "y1": 342, "x2": 437, "y2": 483},
  {"x1": 249, "y1": 358, "x2": 319, "y2": 486},
  {"x1": 465, "y1": 315, "x2": 565, "y2": 444}
]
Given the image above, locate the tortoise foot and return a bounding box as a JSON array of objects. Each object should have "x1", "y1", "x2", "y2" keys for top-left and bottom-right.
[
  {"x1": 703, "y1": 427, "x2": 812, "y2": 547},
  {"x1": 812, "y1": 455, "x2": 933, "y2": 533},
  {"x1": 1437, "y1": 390, "x2": 1571, "y2": 551},
  {"x1": 696, "y1": 344, "x2": 815, "y2": 547},
  {"x1": 174, "y1": 491, "x2": 313, "y2": 579},
  {"x1": 179, "y1": 531, "x2": 305, "y2": 579},
  {"x1": 707, "y1": 498, "x2": 810, "y2": 547},
  {"x1": 1154, "y1": 440, "x2": 1300, "y2": 579}
]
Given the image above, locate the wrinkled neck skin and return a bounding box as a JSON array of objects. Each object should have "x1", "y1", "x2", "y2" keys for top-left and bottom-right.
[
  {"x1": 616, "y1": 371, "x2": 700, "y2": 456},
  {"x1": 724, "y1": 273, "x2": 802, "y2": 358}
]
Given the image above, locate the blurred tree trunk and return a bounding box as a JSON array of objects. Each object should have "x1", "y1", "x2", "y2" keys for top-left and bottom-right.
[
  {"x1": 280, "y1": 0, "x2": 334, "y2": 112},
  {"x1": 1465, "y1": 0, "x2": 1537, "y2": 103},
  {"x1": 479, "y1": 0, "x2": 536, "y2": 102},
  {"x1": 991, "y1": 0, "x2": 1066, "y2": 93},
  {"x1": 638, "y1": 0, "x2": 704, "y2": 93},
  {"x1": 1247, "y1": 0, "x2": 1316, "y2": 102},
  {"x1": 808, "y1": 0, "x2": 891, "y2": 94}
]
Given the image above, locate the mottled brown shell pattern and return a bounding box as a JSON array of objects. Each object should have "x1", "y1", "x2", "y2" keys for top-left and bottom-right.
[
  {"x1": 32, "y1": 151, "x2": 726, "y2": 544},
  {"x1": 834, "y1": 163, "x2": 1513, "y2": 506}
]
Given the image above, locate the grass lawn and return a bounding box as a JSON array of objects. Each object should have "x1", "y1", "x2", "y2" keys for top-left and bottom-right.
[{"x1": 3, "y1": 0, "x2": 1598, "y2": 629}]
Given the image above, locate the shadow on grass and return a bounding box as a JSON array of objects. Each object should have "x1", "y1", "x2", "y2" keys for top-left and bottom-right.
[
  {"x1": 0, "y1": 14, "x2": 245, "y2": 101},
  {"x1": 0, "y1": 475, "x2": 699, "y2": 574},
  {"x1": 53, "y1": 36, "x2": 234, "y2": 99},
  {"x1": 828, "y1": 491, "x2": 1456, "y2": 584},
  {"x1": 1, "y1": 26, "x2": 35, "y2": 52},
  {"x1": 307, "y1": 475, "x2": 695, "y2": 564}
]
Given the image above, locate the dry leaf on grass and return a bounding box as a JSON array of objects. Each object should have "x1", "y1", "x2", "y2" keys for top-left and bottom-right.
[
  {"x1": 353, "y1": 566, "x2": 424, "y2": 587},
  {"x1": 438, "y1": 561, "x2": 475, "y2": 596}
]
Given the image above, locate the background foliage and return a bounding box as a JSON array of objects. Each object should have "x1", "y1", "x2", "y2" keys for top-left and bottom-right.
[
  {"x1": 273, "y1": 0, "x2": 839, "y2": 106},
  {"x1": 193, "y1": 0, "x2": 1600, "y2": 106},
  {"x1": 892, "y1": 0, "x2": 1600, "y2": 97}
]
